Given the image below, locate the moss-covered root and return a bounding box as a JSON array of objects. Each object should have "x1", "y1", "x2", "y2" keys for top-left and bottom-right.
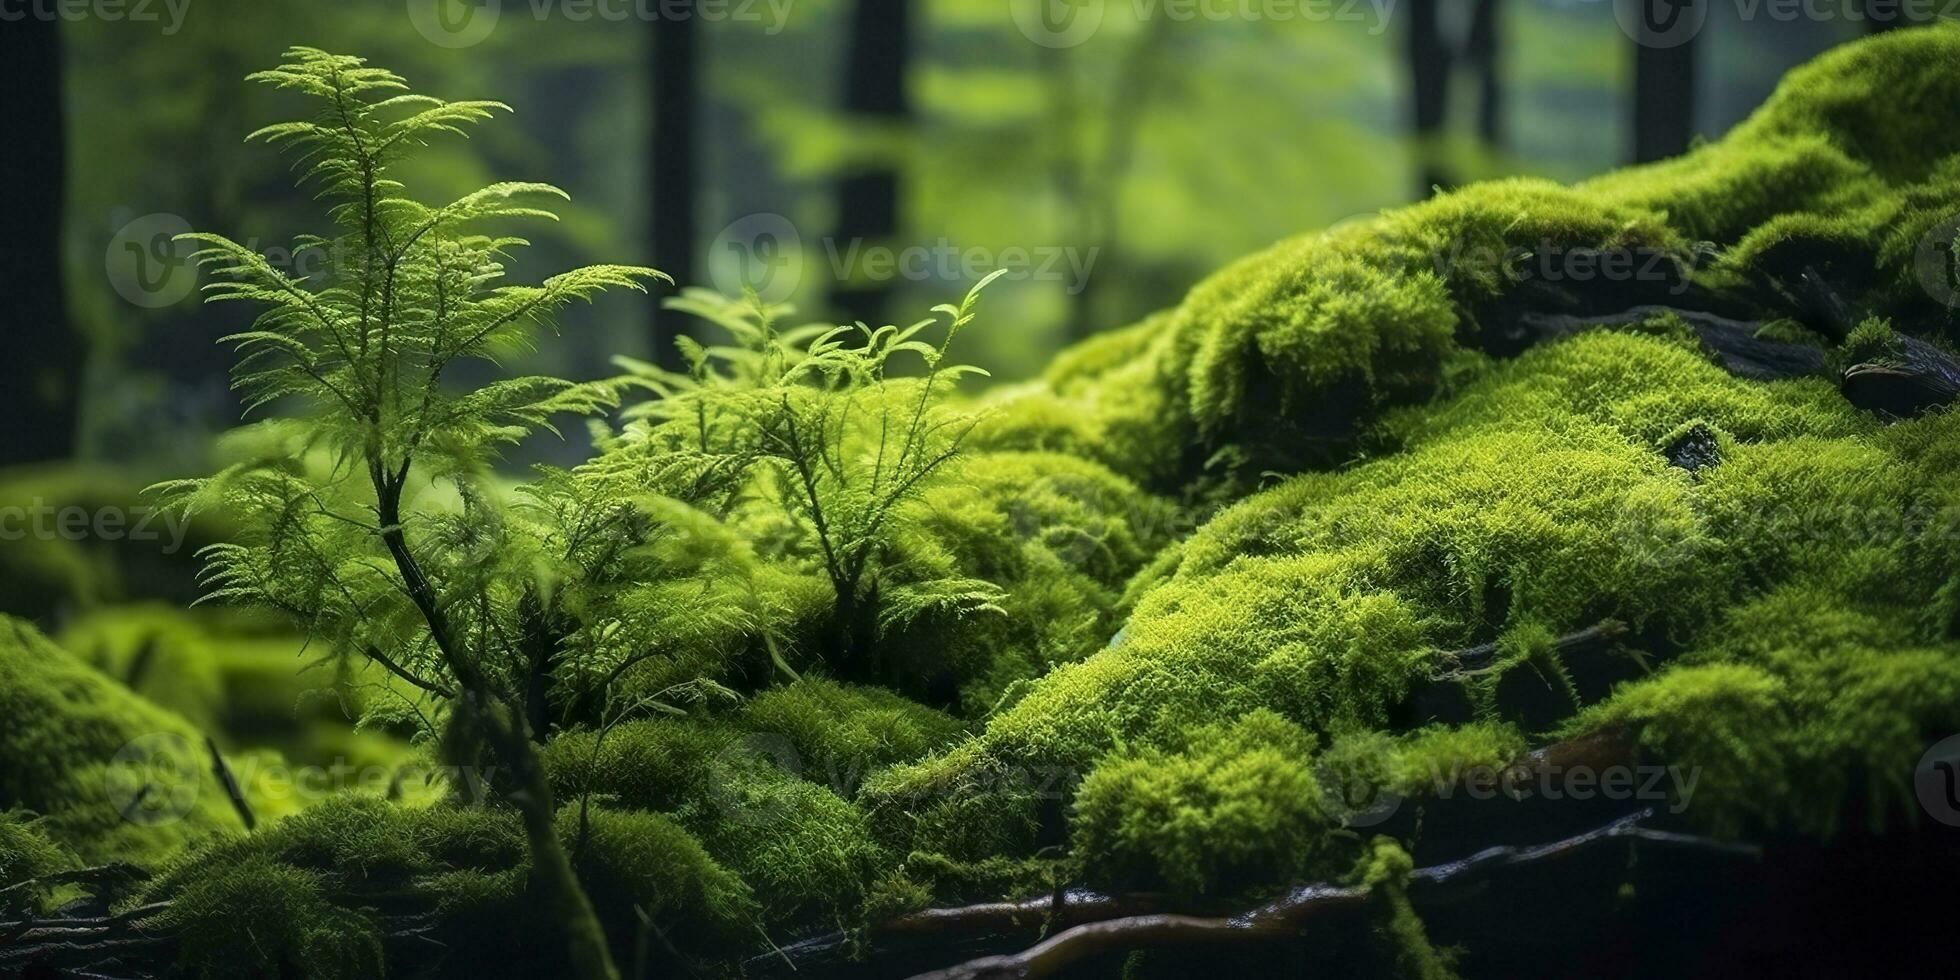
[{"x1": 1358, "y1": 838, "x2": 1459, "y2": 980}]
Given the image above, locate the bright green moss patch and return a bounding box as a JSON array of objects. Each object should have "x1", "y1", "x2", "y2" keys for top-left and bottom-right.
[
  {"x1": 884, "y1": 450, "x2": 1179, "y2": 713},
  {"x1": 545, "y1": 716, "x2": 891, "y2": 930},
  {"x1": 983, "y1": 24, "x2": 1960, "y2": 492},
  {"x1": 1071, "y1": 710, "x2": 1336, "y2": 901},
  {"x1": 739, "y1": 676, "x2": 966, "y2": 787},
  {"x1": 891, "y1": 322, "x2": 1960, "y2": 893}
]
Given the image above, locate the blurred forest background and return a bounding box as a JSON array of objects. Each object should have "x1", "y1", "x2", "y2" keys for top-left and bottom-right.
[{"x1": 2, "y1": 0, "x2": 1928, "y2": 474}]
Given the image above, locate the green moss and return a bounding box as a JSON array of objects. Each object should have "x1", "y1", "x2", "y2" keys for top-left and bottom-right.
[
  {"x1": 739, "y1": 676, "x2": 966, "y2": 790},
  {"x1": 546, "y1": 717, "x2": 891, "y2": 930},
  {"x1": 157, "y1": 853, "x2": 383, "y2": 980},
  {"x1": 0, "y1": 810, "x2": 77, "y2": 914},
  {"x1": 544, "y1": 717, "x2": 733, "y2": 814},
  {"x1": 686, "y1": 771, "x2": 884, "y2": 927},
  {"x1": 1356, "y1": 837, "x2": 1459, "y2": 980},
  {"x1": 567, "y1": 807, "x2": 760, "y2": 948},
  {"x1": 142, "y1": 795, "x2": 760, "y2": 971},
  {"x1": 1071, "y1": 710, "x2": 1337, "y2": 900},
  {"x1": 0, "y1": 616, "x2": 247, "y2": 864},
  {"x1": 882, "y1": 450, "x2": 1179, "y2": 713},
  {"x1": 980, "y1": 25, "x2": 1960, "y2": 493},
  {"x1": 886, "y1": 317, "x2": 1960, "y2": 889}
]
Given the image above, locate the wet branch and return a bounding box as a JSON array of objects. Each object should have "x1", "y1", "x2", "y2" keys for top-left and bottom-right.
[{"x1": 907, "y1": 809, "x2": 1756, "y2": 980}]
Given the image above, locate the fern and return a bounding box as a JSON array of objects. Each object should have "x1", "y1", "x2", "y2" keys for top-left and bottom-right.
[
  {"x1": 152, "y1": 49, "x2": 661, "y2": 980},
  {"x1": 612, "y1": 272, "x2": 1011, "y2": 671}
]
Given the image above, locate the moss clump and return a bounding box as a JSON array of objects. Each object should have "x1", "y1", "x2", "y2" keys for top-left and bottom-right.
[
  {"x1": 885, "y1": 319, "x2": 1960, "y2": 893},
  {"x1": 140, "y1": 795, "x2": 762, "y2": 974},
  {"x1": 739, "y1": 676, "x2": 966, "y2": 791},
  {"x1": 1071, "y1": 710, "x2": 1336, "y2": 901},
  {"x1": 882, "y1": 450, "x2": 1179, "y2": 713},
  {"x1": 567, "y1": 807, "x2": 760, "y2": 950},
  {"x1": 0, "y1": 616, "x2": 247, "y2": 864},
  {"x1": 546, "y1": 717, "x2": 891, "y2": 931},
  {"x1": 981, "y1": 25, "x2": 1960, "y2": 492},
  {"x1": 157, "y1": 853, "x2": 385, "y2": 980}
]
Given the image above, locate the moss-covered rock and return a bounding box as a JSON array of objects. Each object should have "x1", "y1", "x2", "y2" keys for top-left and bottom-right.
[
  {"x1": 0, "y1": 616, "x2": 248, "y2": 864},
  {"x1": 886, "y1": 321, "x2": 1960, "y2": 893},
  {"x1": 980, "y1": 24, "x2": 1960, "y2": 492}
]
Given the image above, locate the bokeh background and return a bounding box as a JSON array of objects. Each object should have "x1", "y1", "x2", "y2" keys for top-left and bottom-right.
[{"x1": 8, "y1": 0, "x2": 1919, "y2": 475}]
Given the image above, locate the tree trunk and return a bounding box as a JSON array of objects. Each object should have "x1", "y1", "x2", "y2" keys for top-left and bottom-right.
[
  {"x1": 1404, "y1": 0, "x2": 1453, "y2": 197},
  {"x1": 1466, "y1": 0, "x2": 1503, "y2": 147},
  {"x1": 1631, "y1": 8, "x2": 1698, "y2": 163},
  {"x1": 0, "y1": 14, "x2": 80, "y2": 466},
  {"x1": 831, "y1": 0, "x2": 910, "y2": 328},
  {"x1": 649, "y1": 6, "x2": 698, "y2": 371}
]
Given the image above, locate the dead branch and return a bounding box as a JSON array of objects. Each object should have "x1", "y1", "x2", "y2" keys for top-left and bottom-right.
[
  {"x1": 907, "y1": 808, "x2": 1757, "y2": 980},
  {"x1": 204, "y1": 735, "x2": 255, "y2": 832}
]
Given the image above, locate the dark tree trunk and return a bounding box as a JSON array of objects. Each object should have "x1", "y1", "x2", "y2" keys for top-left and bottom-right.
[
  {"x1": 650, "y1": 6, "x2": 698, "y2": 371},
  {"x1": 1631, "y1": 11, "x2": 1698, "y2": 163},
  {"x1": 1466, "y1": 0, "x2": 1503, "y2": 146},
  {"x1": 1404, "y1": 0, "x2": 1505, "y2": 198},
  {"x1": 0, "y1": 13, "x2": 80, "y2": 466},
  {"x1": 1405, "y1": 0, "x2": 1453, "y2": 197},
  {"x1": 831, "y1": 0, "x2": 910, "y2": 327}
]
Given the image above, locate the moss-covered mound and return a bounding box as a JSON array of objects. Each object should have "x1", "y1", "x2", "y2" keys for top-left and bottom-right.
[
  {"x1": 876, "y1": 322, "x2": 1960, "y2": 885},
  {"x1": 974, "y1": 25, "x2": 1960, "y2": 491},
  {"x1": 0, "y1": 616, "x2": 249, "y2": 864}
]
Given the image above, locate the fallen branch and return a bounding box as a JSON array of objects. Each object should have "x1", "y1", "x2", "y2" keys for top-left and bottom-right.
[
  {"x1": 1510, "y1": 306, "x2": 1828, "y2": 381},
  {"x1": 908, "y1": 809, "x2": 1757, "y2": 980},
  {"x1": 204, "y1": 735, "x2": 255, "y2": 832},
  {"x1": 1430, "y1": 618, "x2": 1629, "y2": 679}
]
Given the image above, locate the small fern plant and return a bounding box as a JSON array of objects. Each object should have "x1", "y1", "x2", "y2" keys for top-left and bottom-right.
[
  {"x1": 615, "y1": 274, "x2": 1010, "y2": 675},
  {"x1": 154, "y1": 48, "x2": 657, "y2": 980}
]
